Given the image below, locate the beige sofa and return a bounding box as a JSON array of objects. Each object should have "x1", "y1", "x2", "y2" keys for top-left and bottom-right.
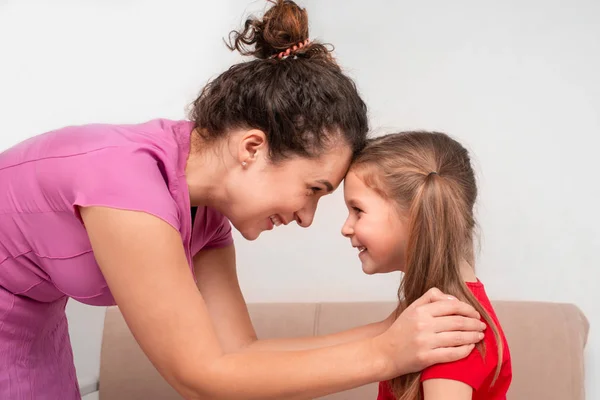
[{"x1": 98, "y1": 301, "x2": 589, "y2": 400}]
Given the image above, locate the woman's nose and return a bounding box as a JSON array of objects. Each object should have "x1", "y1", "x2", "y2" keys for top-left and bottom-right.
[
  {"x1": 294, "y1": 198, "x2": 319, "y2": 228},
  {"x1": 294, "y1": 209, "x2": 313, "y2": 228}
]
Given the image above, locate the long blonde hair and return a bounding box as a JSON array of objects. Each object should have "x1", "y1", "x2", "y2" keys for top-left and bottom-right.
[{"x1": 352, "y1": 131, "x2": 503, "y2": 400}]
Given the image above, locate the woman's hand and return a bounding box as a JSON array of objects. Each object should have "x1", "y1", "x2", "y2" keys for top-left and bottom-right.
[{"x1": 374, "y1": 288, "x2": 485, "y2": 378}]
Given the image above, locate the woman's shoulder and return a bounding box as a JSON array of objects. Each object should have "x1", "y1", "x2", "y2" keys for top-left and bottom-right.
[
  {"x1": 0, "y1": 118, "x2": 191, "y2": 172},
  {"x1": 2, "y1": 119, "x2": 193, "y2": 232}
]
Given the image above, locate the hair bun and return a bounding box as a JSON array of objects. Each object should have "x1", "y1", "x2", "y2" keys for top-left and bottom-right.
[{"x1": 227, "y1": 0, "x2": 326, "y2": 60}]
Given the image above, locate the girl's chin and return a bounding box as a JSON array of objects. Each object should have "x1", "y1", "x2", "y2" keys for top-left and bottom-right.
[
  {"x1": 361, "y1": 260, "x2": 403, "y2": 275},
  {"x1": 360, "y1": 261, "x2": 381, "y2": 275}
]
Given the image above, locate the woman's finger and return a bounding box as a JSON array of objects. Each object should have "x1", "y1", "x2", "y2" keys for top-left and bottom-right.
[
  {"x1": 426, "y1": 344, "x2": 477, "y2": 365},
  {"x1": 432, "y1": 331, "x2": 484, "y2": 349},
  {"x1": 408, "y1": 287, "x2": 453, "y2": 308},
  {"x1": 431, "y1": 316, "x2": 487, "y2": 333},
  {"x1": 421, "y1": 298, "x2": 481, "y2": 319}
]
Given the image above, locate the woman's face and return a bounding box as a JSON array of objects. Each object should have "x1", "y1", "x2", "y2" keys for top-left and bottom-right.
[{"x1": 225, "y1": 130, "x2": 353, "y2": 240}]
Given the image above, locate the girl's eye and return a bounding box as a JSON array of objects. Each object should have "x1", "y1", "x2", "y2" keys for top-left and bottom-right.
[
  {"x1": 352, "y1": 206, "x2": 363, "y2": 214},
  {"x1": 310, "y1": 187, "x2": 322, "y2": 194}
]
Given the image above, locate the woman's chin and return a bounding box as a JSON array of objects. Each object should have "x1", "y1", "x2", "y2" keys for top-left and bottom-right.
[
  {"x1": 240, "y1": 230, "x2": 261, "y2": 241},
  {"x1": 235, "y1": 225, "x2": 262, "y2": 241}
]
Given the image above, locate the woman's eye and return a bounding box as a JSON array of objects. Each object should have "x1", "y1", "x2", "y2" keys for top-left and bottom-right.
[
  {"x1": 310, "y1": 187, "x2": 322, "y2": 194},
  {"x1": 352, "y1": 206, "x2": 363, "y2": 214}
]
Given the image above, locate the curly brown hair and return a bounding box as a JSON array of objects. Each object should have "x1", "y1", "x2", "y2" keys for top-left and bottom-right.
[{"x1": 189, "y1": 0, "x2": 368, "y2": 161}]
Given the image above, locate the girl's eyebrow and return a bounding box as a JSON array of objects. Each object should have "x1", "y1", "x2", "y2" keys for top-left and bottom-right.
[{"x1": 345, "y1": 198, "x2": 359, "y2": 207}]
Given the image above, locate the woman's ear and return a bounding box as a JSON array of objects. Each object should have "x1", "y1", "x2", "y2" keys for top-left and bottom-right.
[{"x1": 237, "y1": 129, "x2": 267, "y2": 166}]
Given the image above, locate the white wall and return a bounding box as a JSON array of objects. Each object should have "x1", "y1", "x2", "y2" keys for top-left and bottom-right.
[{"x1": 1, "y1": 0, "x2": 598, "y2": 397}]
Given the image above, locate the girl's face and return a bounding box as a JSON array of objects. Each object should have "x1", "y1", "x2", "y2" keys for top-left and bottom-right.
[{"x1": 341, "y1": 169, "x2": 409, "y2": 274}]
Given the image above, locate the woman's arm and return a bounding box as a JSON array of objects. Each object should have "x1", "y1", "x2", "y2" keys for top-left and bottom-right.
[
  {"x1": 82, "y1": 206, "x2": 483, "y2": 400},
  {"x1": 243, "y1": 317, "x2": 394, "y2": 352},
  {"x1": 193, "y1": 245, "x2": 258, "y2": 352},
  {"x1": 422, "y1": 379, "x2": 473, "y2": 399},
  {"x1": 195, "y1": 246, "x2": 483, "y2": 355},
  {"x1": 194, "y1": 245, "x2": 394, "y2": 353}
]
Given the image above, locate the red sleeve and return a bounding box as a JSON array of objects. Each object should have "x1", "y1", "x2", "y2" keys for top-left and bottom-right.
[
  {"x1": 377, "y1": 381, "x2": 396, "y2": 400},
  {"x1": 420, "y1": 336, "x2": 498, "y2": 390}
]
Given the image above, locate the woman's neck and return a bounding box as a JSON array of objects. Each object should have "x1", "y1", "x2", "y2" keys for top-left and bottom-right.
[{"x1": 184, "y1": 130, "x2": 233, "y2": 209}]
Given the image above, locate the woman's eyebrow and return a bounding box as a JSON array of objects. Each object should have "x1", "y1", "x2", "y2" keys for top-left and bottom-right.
[{"x1": 316, "y1": 179, "x2": 334, "y2": 192}]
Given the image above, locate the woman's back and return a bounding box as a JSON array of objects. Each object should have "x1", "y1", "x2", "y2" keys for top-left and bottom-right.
[
  {"x1": 0, "y1": 118, "x2": 232, "y2": 399},
  {"x1": 0, "y1": 119, "x2": 188, "y2": 304}
]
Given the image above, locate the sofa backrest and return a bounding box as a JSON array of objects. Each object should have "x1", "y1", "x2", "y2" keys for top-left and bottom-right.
[{"x1": 99, "y1": 301, "x2": 589, "y2": 399}]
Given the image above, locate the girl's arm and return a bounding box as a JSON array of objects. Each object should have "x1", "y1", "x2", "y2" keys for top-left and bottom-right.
[
  {"x1": 82, "y1": 206, "x2": 483, "y2": 400},
  {"x1": 422, "y1": 379, "x2": 473, "y2": 399}
]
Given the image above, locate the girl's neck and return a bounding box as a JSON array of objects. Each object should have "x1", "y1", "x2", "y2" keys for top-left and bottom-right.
[{"x1": 459, "y1": 259, "x2": 478, "y2": 283}]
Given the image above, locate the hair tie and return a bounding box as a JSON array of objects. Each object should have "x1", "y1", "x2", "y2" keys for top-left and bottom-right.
[
  {"x1": 273, "y1": 39, "x2": 310, "y2": 59},
  {"x1": 428, "y1": 171, "x2": 438, "y2": 176}
]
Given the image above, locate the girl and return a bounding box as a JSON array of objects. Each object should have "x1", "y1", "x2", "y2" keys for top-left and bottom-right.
[{"x1": 342, "y1": 131, "x2": 513, "y2": 400}]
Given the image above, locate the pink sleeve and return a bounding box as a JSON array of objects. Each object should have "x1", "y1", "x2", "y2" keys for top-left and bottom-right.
[
  {"x1": 190, "y1": 206, "x2": 234, "y2": 255},
  {"x1": 71, "y1": 147, "x2": 180, "y2": 231},
  {"x1": 203, "y1": 215, "x2": 233, "y2": 249}
]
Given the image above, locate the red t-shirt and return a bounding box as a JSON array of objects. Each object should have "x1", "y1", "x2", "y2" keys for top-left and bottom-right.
[{"x1": 377, "y1": 280, "x2": 512, "y2": 400}]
